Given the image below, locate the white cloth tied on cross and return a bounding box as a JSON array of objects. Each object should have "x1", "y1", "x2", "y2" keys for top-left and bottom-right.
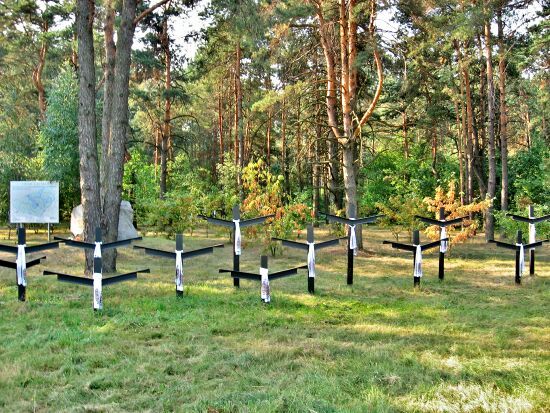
[
  {"x1": 93, "y1": 271, "x2": 103, "y2": 310},
  {"x1": 260, "y1": 267, "x2": 270, "y2": 303},
  {"x1": 307, "y1": 242, "x2": 315, "y2": 278},
  {"x1": 175, "y1": 250, "x2": 184, "y2": 292},
  {"x1": 16, "y1": 245, "x2": 27, "y2": 287},
  {"x1": 440, "y1": 226, "x2": 448, "y2": 253},
  {"x1": 414, "y1": 245, "x2": 423, "y2": 278},
  {"x1": 349, "y1": 222, "x2": 357, "y2": 256},
  {"x1": 233, "y1": 219, "x2": 241, "y2": 255},
  {"x1": 516, "y1": 243, "x2": 525, "y2": 277},
  {"x1": 93, "y1": 241, "x2": 103, "y2": 310},
  {"x1": 94, "y1": 241, "x2": 102, "y2": 258},
  {"x1": 529, "y1": 223, "x2": 536, "y2": 251}
]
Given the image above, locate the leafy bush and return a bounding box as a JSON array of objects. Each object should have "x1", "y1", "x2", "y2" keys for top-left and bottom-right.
[
  {"x1": 241, "y1": 159, "x2": 311, "y2": 255},
  {"x1": 495, "y1": 205, "x2": 550, "y2": 242},
  {"x1": 422, "y1": 179, "x2": 490, "y2": 247},
  {"x1": 37, "y1": 68, "x2": 80, "y2": 220},
  {"x1": 508, "y1": 137, "x2": 550, "y2": 210},
  {"x1": 123, "y1": 149, "x2": 159, "y2": 226}
]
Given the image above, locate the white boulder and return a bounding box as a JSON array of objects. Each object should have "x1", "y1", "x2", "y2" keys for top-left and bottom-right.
[{"x1": 70, "y1": 200, "x2": 138, "y2": 240}]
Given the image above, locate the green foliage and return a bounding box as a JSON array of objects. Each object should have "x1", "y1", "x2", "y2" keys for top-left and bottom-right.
[
  {"x1": 1, "y1": 229, "x2": 549, "y2": 411},
  {"x1": 143, "y1": 194, "x2": 200, "y2": 238},
  {"x1": 494, "y1": 205, "x2": 550, "y2": 242},
  {"x1": 38, "y1": 67, "x2": 80, "y2": 220},
  {"x1": 216, "y1": 153, "x2": 241, "y2": 216},
  {"x1": 123, "y1": 149, "x2": 159, "y2": 226},
  {"x1": 241, "y1": 159, "x2": 311, "y2": 256},
  {"x1": 507, "y1": 137, "x2": 550, "y2": 210},
  {"x1": 127, "y1": 152, "x2": 220, "y2": 236}
]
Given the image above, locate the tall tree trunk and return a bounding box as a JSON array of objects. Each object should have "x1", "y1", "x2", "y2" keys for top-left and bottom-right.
[
  {"x1": 100, "y1": 0, "x2": 116, "y2": 209},
  {"x1": 76, "y1": 0, "x2": 101, "y2": 273},
  {"x1": 281, "y1": 96, "x2": 290, "y2": 198},
  {"x1": 497, "y1": 4, "x2": 509, "y2": 210},
  {"x1": 313, "y1": 101, "x2": 321, "y2": 223},
  {"x1": 459, "y1": 72, "x2": 471, "y2": 203},
  {"x1": 456, "y1": 41, "x2": 485, "y2": 200},
  {"x1": 266, "y1": 107, "x2": 272, "y2": 166},
  {"x1": 32, "y1": 33, "x2": 48, "y2": 120},
  {"x1": 218, "y1": 83, "x2": 224, "y2": 163},
  {"x1": 101, "y1": 0, "x2": 138, "y2": 272},
  {"x1": 159, "y1": 17, "x2": 171, "y2": 199},
  {"x1": 234, "y1": 41, "x2": 244, "y2": 194},
  {"x1": 296, "y1": 96, "x2": 303, "y2": 191},
  {"x1": 484, "y1": 13, "x2": 496, "y2": 240},
  {"x1": 454, "y1": 98, "x2": 466, "y2": 205}
]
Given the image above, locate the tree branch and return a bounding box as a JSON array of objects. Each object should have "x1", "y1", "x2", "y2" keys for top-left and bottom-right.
[
  {"x1": 353, "y1": 0, "x2": 383, "y2": 138},
  {"x1": 134, "y1": 0, "x2": 171, "y2": 25}
]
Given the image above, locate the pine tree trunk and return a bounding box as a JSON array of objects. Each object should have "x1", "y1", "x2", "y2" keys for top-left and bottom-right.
[
  {"x1": 484, "y1": 14, "x2": 496, "y2": 240},
  {"x1": 497, "y1": 5, "x2": 509, "y2": 210},
  {"x1": 101, "y1": 0, "x2": 138, "y2": 272},
  {"x1": 234, "y1": 41, "x2": 243, "y2": 194},
  {"x1": 76, "y1": 0, "x2": 101, "y2": 273},
  {"x1": 32, "y1": 37, "x2": 48, "y2": 120},
  {"x1": 160, "y1": 17, "x2": 171, "y2": 199},
  {"x1": 218, "y1": 84, "x2": 224, "y2": 163},
  {"x1": 296, "y1": 96, "x2": 304, "y2": 191},
  {"x1": 100, "y1": 0, "x2": 115, "y2": 209}
]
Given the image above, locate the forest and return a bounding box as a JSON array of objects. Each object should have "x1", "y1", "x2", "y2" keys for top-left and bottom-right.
[
  {"x1": 1, "y1": 1, "x2": 550, "y2": 411},
  {"x1": 0, "y1": 0, "x2": 548, "y2": 247}
]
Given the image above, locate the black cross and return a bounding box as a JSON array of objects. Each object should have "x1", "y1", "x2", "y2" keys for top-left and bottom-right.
[
  {"x1": 507, "y1": 205, "x2": 550, "y2": 275},
  {"x1": 321, "y1": 205, "x2": 383, "y2": 285},
  {"x1": 219, "y1": 255, "x2": 307, "y2": 303},
  {"x1": 383, "y1": 229, "x2": 446, "y2": 287},
  {"x1": 489, "y1": 230, "x2": 548, "y2": 284},
  {"x1": 44, "y1": 228, "x2": 148, "y2": 310},
  {"x1": 415, "y1": 207, "x2": 466, "y2": 281},
  {"x1": 199, "y1": 204, "x2": 274, "y2": 288},
  {"x1": 273, "y1": 224, "x2": 346, "y2": 294},
  {"x1": 0, "y1": 227, "x2": 61, "y2": 301},
  {"x1": 134, "y1": 234, "x2": 224, "y2": 297}
]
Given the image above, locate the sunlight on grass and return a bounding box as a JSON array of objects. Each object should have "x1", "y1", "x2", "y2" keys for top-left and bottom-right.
[
  {"x1": 0, "y1": 227, "x2": 548, "y2": 411},
  {"x1": 405, "y1": 383, "x2": 534, "y2": 413}
]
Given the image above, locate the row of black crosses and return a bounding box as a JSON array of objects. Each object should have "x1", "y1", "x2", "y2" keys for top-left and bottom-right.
[
  {"x1": 2, "y1": 204, "x2": 547, "y2": 308},
  {"x1": 489, "y1": 206, "x2": 549, "y2": 284},
  {"x1": 199, "y1": 204, "x2": 384, "y2": 301}
]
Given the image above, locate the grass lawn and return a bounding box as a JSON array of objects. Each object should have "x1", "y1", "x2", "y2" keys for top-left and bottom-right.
[{"x1": 0, "y1": 226, "x2": 549, "y2": 412}]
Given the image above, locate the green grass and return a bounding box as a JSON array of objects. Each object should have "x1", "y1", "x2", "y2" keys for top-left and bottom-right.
[{"x1": 1, "y1": 227, "x2": 549, "y2": 412}]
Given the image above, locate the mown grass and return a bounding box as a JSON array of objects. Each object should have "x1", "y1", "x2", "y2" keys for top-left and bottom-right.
[{"x1": 0, "y1": 226, "x2": 549, "y2": 412}]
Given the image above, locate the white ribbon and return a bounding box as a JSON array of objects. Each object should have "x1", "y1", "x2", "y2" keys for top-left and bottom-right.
[
  {"x1": 516, "y1": 243, "x2": 525, "y2": 277},
  {"x1": 233, "y1": 219, "x2": 241, "y2": 256},
  {"x1": 529, "y1": 223, "x2": 536, "y2": 251},
  {"x1": 440, "y1": 226, "x2": 448, "y2": 253},
  {"x1": 260, "y1": 267, "x2": 270, "y2": 303},
  {"x1": 16, "y1": 245, "x2": 27, "y2": 287},
  {"x1": 94, "y1": 242, "x2": 102, "y2": 258},
  {"x1": 414, "y1": 245, "x2": 423, "y2": 278},
  {"x1": 307, "y1": 242, "x2": 315, "y2": 278},
  {"x1": 93, "y1": 272, "x2": 103, "y2": 310},
  {"x1": 349, "y1": 224, "x2": 357, "y2": 256},
  {"x1": 175, "y1": 250, "x2": 184, "y2": 292}
]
